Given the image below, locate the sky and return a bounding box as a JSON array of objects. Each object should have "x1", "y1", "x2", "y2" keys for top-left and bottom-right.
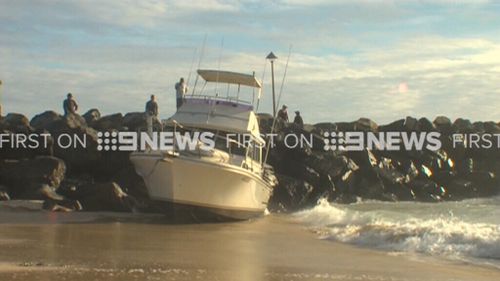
[{"x1": 0, "y1": 0, "x2": 499, "y2": 124}]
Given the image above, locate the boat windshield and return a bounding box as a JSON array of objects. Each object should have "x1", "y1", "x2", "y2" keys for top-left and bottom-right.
[{"x1": 164, "y1": 126, "x2": 262, "y2": 162}]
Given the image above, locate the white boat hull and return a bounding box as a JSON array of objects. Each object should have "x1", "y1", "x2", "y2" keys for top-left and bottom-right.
[{"x1": 130, "y1": 152, "x2": 273, "y2": 220}]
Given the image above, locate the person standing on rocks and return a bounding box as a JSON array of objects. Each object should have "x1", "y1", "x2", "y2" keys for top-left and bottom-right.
[
  {"x1": 293, "y1": 111, "x2": 303, "y2": 127},
  {"x1": 277, "y1": 105, "x2": 289, "y2": 122},
  {"x1": 175, "y1": 77, "x2": 187, "y2": 109},
  {"x1": 63, "y1": 93, "x2": 78, "y2": 116},
  {"x1": 145, "y1": 94, "x2": 159, "y2": 117}
]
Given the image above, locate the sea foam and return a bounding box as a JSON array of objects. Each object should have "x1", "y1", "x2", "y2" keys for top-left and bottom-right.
[{"x1": 295, "y1": 197, "x2": 500, "y2": 267}]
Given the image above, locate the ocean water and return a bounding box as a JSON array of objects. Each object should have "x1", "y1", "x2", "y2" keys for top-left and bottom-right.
[{"x1": 295, "y1": 197, "x2": 500, "y2": 268}]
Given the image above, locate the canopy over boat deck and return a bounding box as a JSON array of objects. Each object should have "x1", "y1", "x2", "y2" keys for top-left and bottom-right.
[{"x1": 197, "y1": 70, "x2": 261, "y2": 88}]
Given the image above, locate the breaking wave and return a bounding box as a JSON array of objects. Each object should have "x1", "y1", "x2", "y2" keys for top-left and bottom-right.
[{"x1": 295, "y1": 197, "x2": 500, "y2": 267}]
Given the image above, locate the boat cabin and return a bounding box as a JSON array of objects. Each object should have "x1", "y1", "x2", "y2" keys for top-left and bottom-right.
[{"x1": 165, "y1": 69, "x2": 266, "y2": 172}]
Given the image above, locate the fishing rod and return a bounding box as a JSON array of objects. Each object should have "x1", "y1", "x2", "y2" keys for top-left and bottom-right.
[
  {"x1": 186, "y1": 47, "x2": 197, "y2": 87},
  {"x1": 191, "y1": 34, "x2": 207, "y2": 96},
  {"x1": 263, "y1": 45, "x2": 292, "y2": 166},
  {"x1": 215, "y1": 37, "x2": 224, "y2": 96}
]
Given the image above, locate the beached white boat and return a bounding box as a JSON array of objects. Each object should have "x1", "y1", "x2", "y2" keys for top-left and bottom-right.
[{"x1": 130, "y1": 69, "x2": 277, "y2": 220}]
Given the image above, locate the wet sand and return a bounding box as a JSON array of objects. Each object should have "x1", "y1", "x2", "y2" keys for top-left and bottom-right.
[{"x1": 0, "y1": 202, "x2": 499, "y2": 281}]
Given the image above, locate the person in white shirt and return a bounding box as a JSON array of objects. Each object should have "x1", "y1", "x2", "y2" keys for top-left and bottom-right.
[{"x1": 174, "y1": 77, "x2": 188, "y2": 109}]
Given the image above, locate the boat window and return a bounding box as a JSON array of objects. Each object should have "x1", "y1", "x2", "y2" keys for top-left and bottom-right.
[{"x1": 246, "y1": 142, "x2": 262, "y2": 163}]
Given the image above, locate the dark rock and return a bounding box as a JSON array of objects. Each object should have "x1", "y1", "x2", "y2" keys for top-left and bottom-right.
[
  {"x1": 112, "y1": 164, "x2": 149, "y2": 201},
  {"x1": 378, "y1": 119, "x2": 405, "y2": 132},
  {"x1": 351, "y1": 177, "x2": 389, "y2": 201},
  {"x1": 305, "y1": 151, "x2": 351, "y2": 179},
  {"x1": 5, "y1": 113, "x2": 30, "y2": 128},
  {"x1": 374, "y1": 157, "x2": 406, "y2": 185},
  {"x1": 76, "y1": 182, "x2": 138, "y2": 212},
  {"x1": 0, "y1": 116, "x2": 7, "y2": 131},
  {"x1": 465, "y1": 171, "x2": 498, "y2": 196},
  {"x1": 123, "y1": 112, "x2": 150, "y2": 131},
  {"x1": 446, "y1": 179, "x2": 477, "y2": 199},
  {"x1": 92, "y1": 113, "x2": 123, "y2": 131},
  {"x1": 403, "y1": 116, "x2": 419, "y2": 131},
  {"x1": 433, "y1": 116, "x2": 453, "y2": 134},
  {"x1": 347, "y1": 149, "x2": 378, "y2": 178},
  {"x1": 385, "y1": 183, "x2": 415, "y2": 201},
  {"x1": 484, "y1": 121, "x2": 500, "y2": 134},
  {"x1": 41, "y1": 114, "x2": 101, "y2": 173},
  {"x1": 335, "y1": 121, "x2": 355, "y2": 132},
  {"x1": 268, "y1": 174, "x2": 315, "y2": 212},
  {"x1": 410, "y1": 179, "x2": 446, "y2": 202},
  {"x1": 82, "y1": 108, "x2": 101, "y2": 125},
  {"x1": 30, "y1": 111, "x2": 62, "y2": 131},
  {"x1": 456, "y1": 158, "x2": 474, "y2": 175},
  {"x1": 418, "y1": 117, "x2": 435, "y2": 132},
  {"x1": 59, "y1": 113, "x2": 87, "y2": 131},
  {"x1": 313, "y1": 122, "x2": 338, "y2": 135},
  {"x1": 0, "y1": 156, "x2": 66, "y2": 199},
  {"x1": 453, "y1": 118, "x2": 473, "y2": 133},
  {"x1": 257, "y1": 113, "x2": 274, "y2": 134},
  {"x1": 433, "y1": 171, "x2": 457, "y2": 185},
  {"x1": 4, "y1": 113, "x2": 33, "y2": 133},
  {"x1": 354, "y1": 118, "x2": 378, "y2": 132},
  {"x1": 0, "y1": 131, "x2": 54, "y2": 160},
  {"x1": 472, "y1": 122, "x2": 485, "y2": 133}
]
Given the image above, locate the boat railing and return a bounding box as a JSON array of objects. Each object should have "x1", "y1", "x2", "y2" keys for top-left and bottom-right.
[{"x1": 186, "y1": 94, "x2": 253, "y2": 106}]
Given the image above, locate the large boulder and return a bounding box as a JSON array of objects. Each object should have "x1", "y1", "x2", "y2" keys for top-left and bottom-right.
[
  {"x1": 484, "y1": 121, "x2": 500, "y2": 134},
  {"x1": 445, "y1": 179, "x2": 478, "y2": 200},
  {"x1": 123, "y1": 112, "x2": 147, "y2": 131},
  {"x1": 56, "y1": 113, "x2": 87, "y2": 131},
  {"x1": 112, "y1": 165, "x2": 149, "y2": 200},
  {"x1": 30, "y1": 111, "x2": 62, "y2": 131},
  {"x1": 257, "y1": 113, "x2": 274, "y2": 134},
  {"x1": 0, "y1": 156, "x2": 66, "y2": 199},
  {"x1": 418, "y1": 117, "x2": 435, "y2": 132},
  {"x1": 378, "y1": 119, "x2": 405, "y2": 132},
  {"x1": 4, "y1": 113, "x2": 33, "y2": 133},
  {"x1": 43, "y1": 113, "x2": 101, "y2": 173},
  {"x1": 82, "y1": 108, "x2": 101, "y2": 125},
  {"x1": 472, "y1": 121, "x2": 485, "y2": 133},
  {"x1": 409, "y1": 179, "x2": 446, "y2": 202},
  {"x1": 66, "y1": 182, "x2": 138, "y2": 212},
  {"x1": 403, "y1": 116, "x2": 419, "y2": 131},
  {"x1": 91, "y1": 113, "x2": 123, "y2": 131},
  {"x1": 354, "y1": 118, "x2": 378, "y2": 132},
  {"x1": 268, "y1": 174, "x2": 315, "y2": 212},
  {"x1": 305, "y1": 151, "x2": 351, "y2": 179},
  {"x1": 312, "y1": 122, "x2": 338, "y2": 136},
  {"x1": 433, "y1": 116, "x2": 453, "y2": 134},
  {"x1": 452, "y1": 118, "x2": 473, "y2": 133},
  {"x1": 0, "y1": 130, "x2": 54, "y2": 160}
]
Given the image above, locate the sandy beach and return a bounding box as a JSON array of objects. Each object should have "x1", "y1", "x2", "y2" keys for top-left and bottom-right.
[{"x1": 0, "y1": 203, "x2": 499, "y2": 281}]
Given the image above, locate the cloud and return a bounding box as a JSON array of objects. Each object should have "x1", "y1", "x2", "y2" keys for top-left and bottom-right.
[{"x1": 0, "y1": 0, "x2": 499, "y2": 125}]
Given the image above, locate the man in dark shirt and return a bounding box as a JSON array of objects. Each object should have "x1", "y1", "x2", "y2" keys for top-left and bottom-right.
[
  {"x1": 293, "y1": 111, "x2": 304, "y2": 127},
  {"x1": 63, "y1": 93, "x2": 78, "y2": 116},
  {"x1": 277, "y1": 105, "x2": 289, "y2": 122},
  {"x1": 145, "y1": 94, "x2": 159, "y2": 117}
]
